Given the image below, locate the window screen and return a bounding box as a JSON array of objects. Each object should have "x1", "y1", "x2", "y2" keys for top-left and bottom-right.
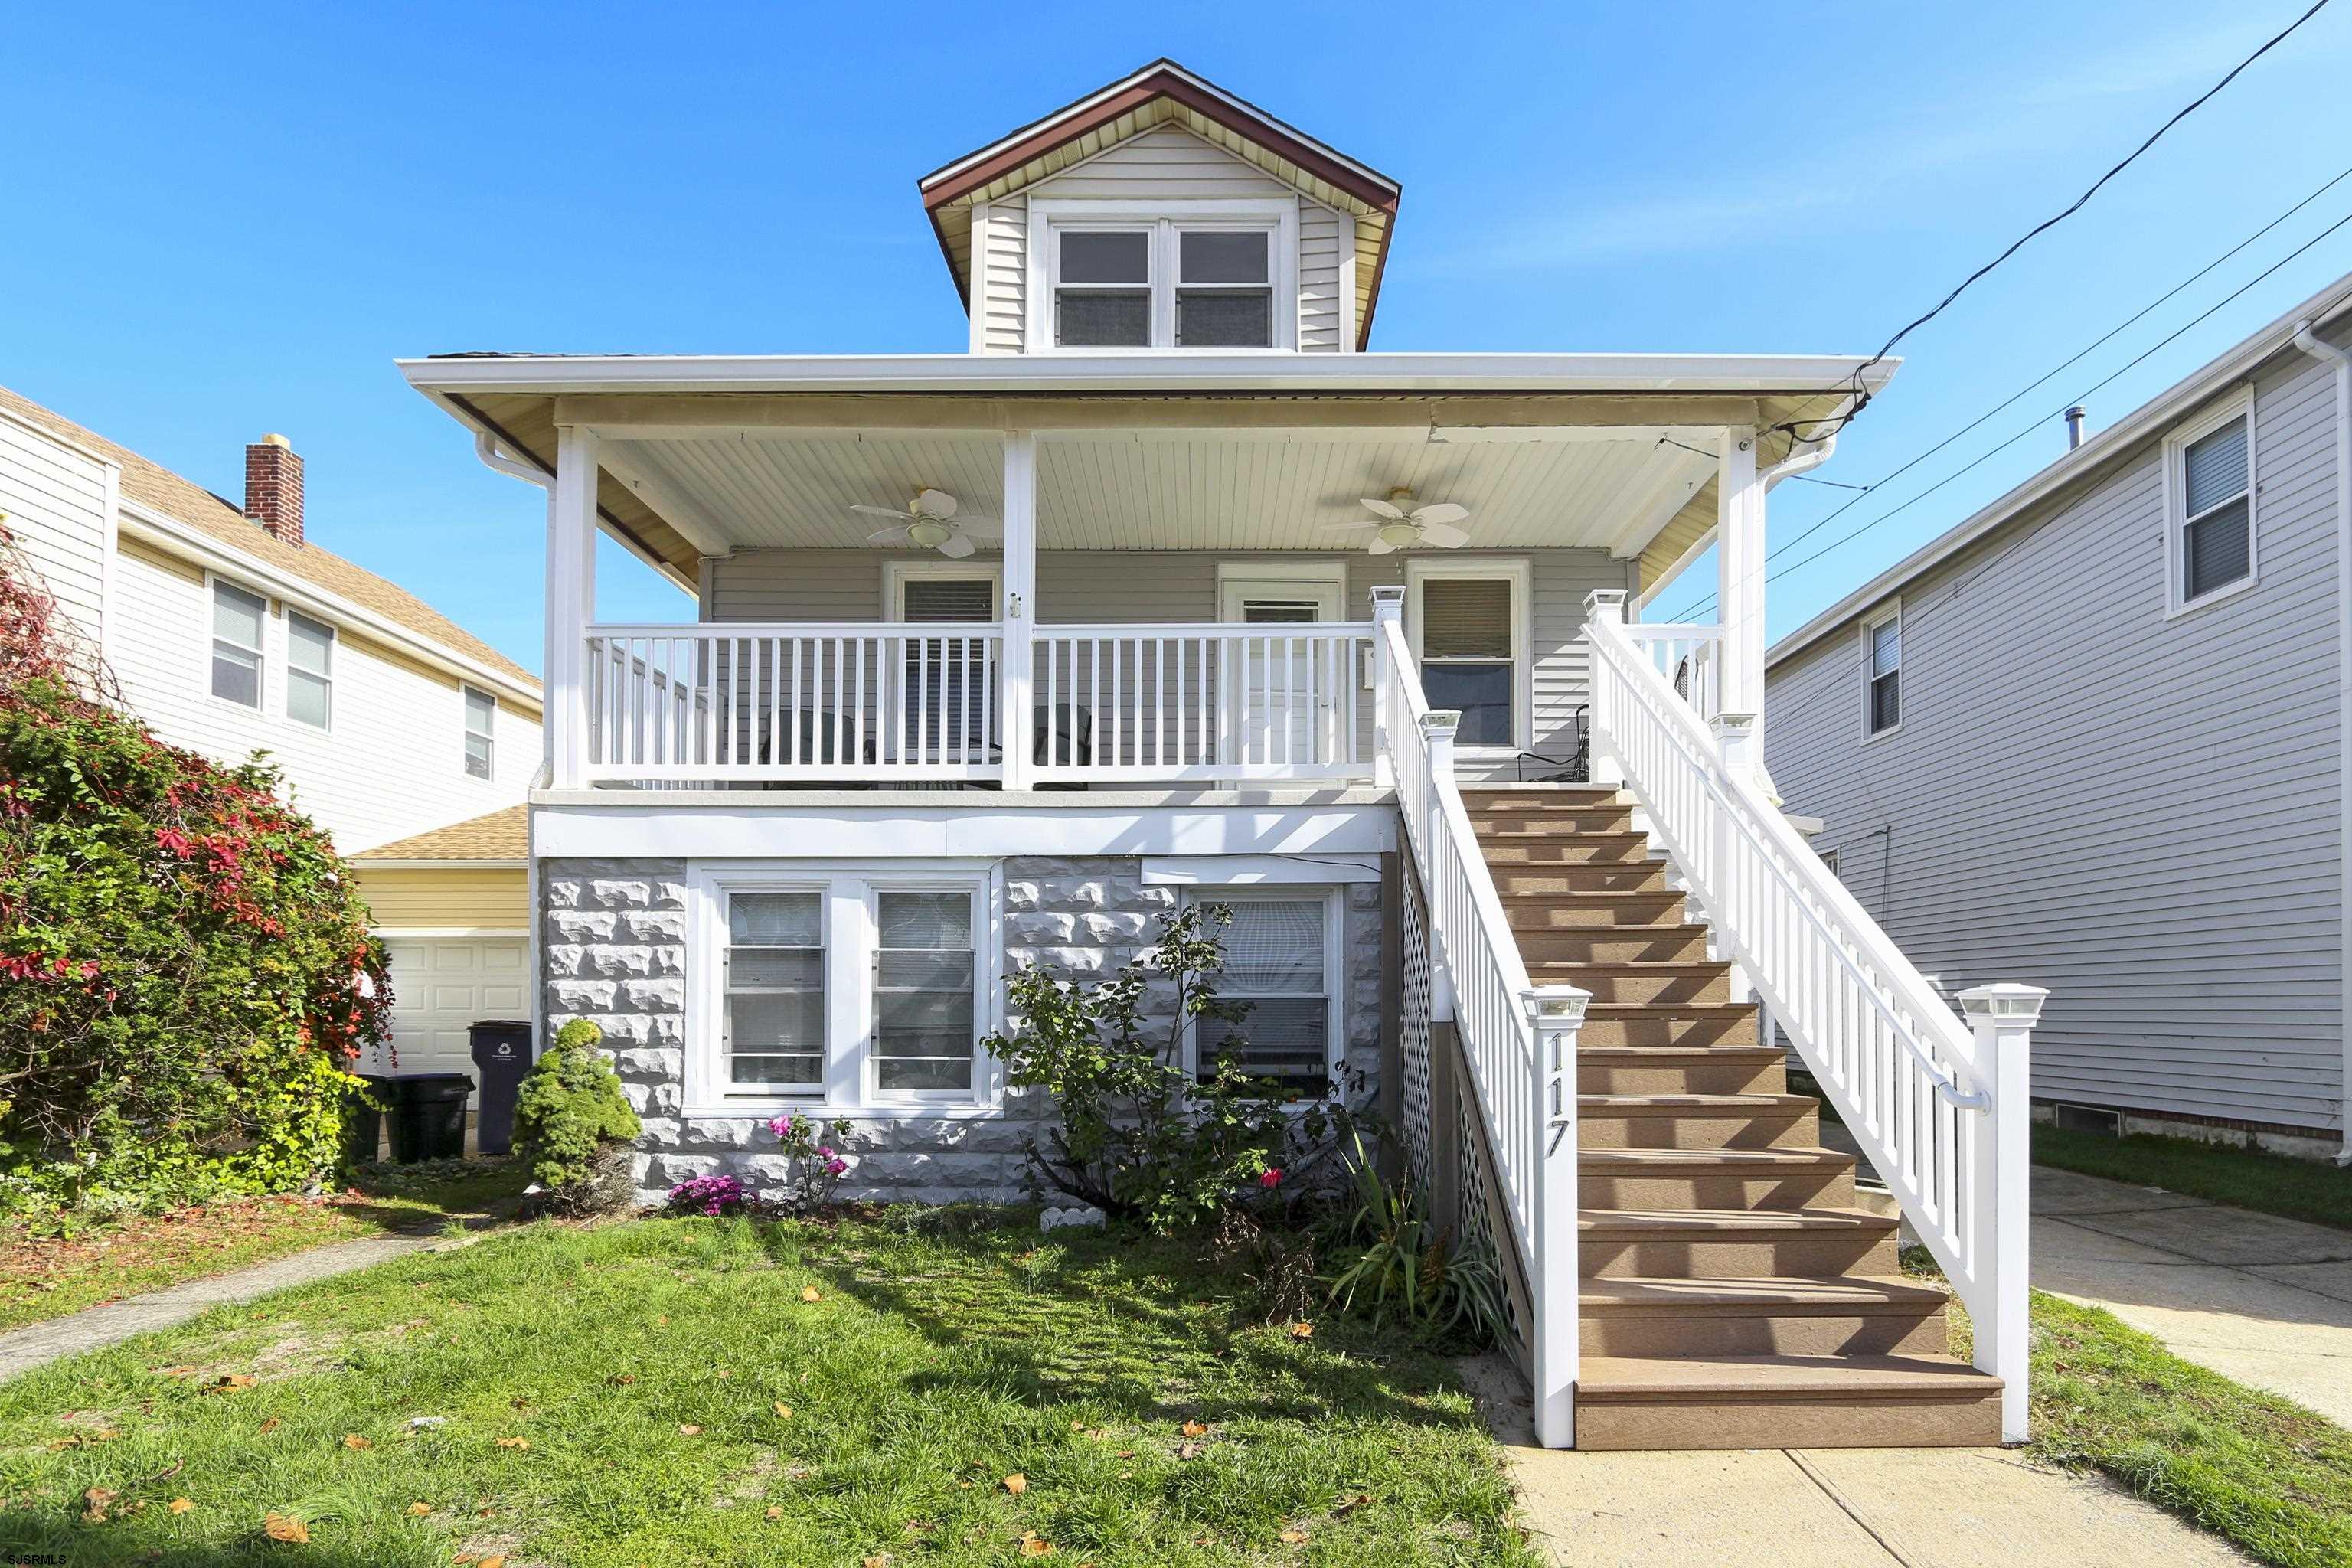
[
  {"x1": 1198, "y1": 898, "x2": 1332, "y2": 1096},
  {"x1": 2182, "y1": 415, "x2": 2252, "y2": 601},
  {"x1": 726, "y1": 893, "x2": 824, "y2": 1093},
  {"x1": 1056, "y1": 230, "x2": 1151, "y2": 348},
  {"x1": 1419, "y1": 578, "x2": 1514, "y2": 746},
  {"x1": 462, "y1": 686, "x2": 496, "y2": 779},
  {"x1": 1867, "y1": 613, "x2": 1902, "y2": 734},
  {"x1": 286, "y1": 612, "x2": 333, "y2": 729},
  {"x1": 874, "y1": 890, "x2": 975, "y2": 1093},
  {"x1": 211, "y1": 581, "x2": 266, "y2": 709}
]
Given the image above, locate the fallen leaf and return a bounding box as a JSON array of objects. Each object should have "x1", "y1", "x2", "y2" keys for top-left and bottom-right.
[
  {"x1": 655, "y1": 1314, "x2": 670, "y2": 1325},
  {"x1": 1180, "y1": 1420, "x2": 1208, "y2": 1438},
  {"x1": 44, "y1": 1437, "x2": 80, "y2": 1451},
  {"x1": 1113, "y1": 1450, "x2": 1134, "y2": 1459},
  {"x1": 481, "y1": 1557, "x2": 508, "y2": 1568},
  {"x1": 509, "y1": 1396, "x2": 531, "y2": 1409},
  {"x1": 609, "y1": 1374, "x2": 638, "y2": 1386},
  {"x1": 678, "y1": 1424, "x2": 703, "y2": 1436},
  {"x1": 170, "y1": 1498, "x2": 196, "y2": 1515},
  {"x1": 800, "y1": 1286, "x2": 822, "y2": 1303},
  {"x1": 263, "y1": 1511, "x2": 310, "y2": 1543},
  {"x1": 714, "y1": 1369, "x2": 731, "y2": 1380},
  {"x1": 1281, "y1": 1527, "x2": 1309, "y2": 1544},
  {"x1": 259, "y1": 1417, "x2": 280, "y2": 1435},
  {"x1": 1116, "y1": 1471, "x2": 1133, "y2": 1481},
  {"x1": 83, "y1": 1485, "x2": 116, "y2": 1523},
  {"x1": 90, "y1": 1428, "x2": 120, "y2": 1442},
  {"x1": 765, "y1": 1505, "x2": 783, "y2": 1521},
  {"x1": 773, "y1": 1403, "x2": 792, "y2": 1418},
  {"x1": 495, "y1": 1436, "x2": 531, "y2": 1450},
  {"x1": 863, "y1": 1558, "x2": 891, "y2": 1568},
  {"x1": 407, "y1": 1502, "x2": 432, "y2": 1516},
  {"x1": 1002, "y1": 1473, "x2": 1027, "y2": 1495},
  {"x1": 1018, "y1": 1534, "x2": 1054, "y2": 1557},
  {"x1": 1178, "y1": 1442, "x2": 1204, "y2": 1460},
  {"x1": 1289, "y1": 1321, "x2": 1314, "y2": 1340},
  {"x1": 1332, "y1": 1492, "x2": 1373, "y2": 1516},
  {"x1": 342, "y1": 1433, "x2": 373, "y2": 1450}
]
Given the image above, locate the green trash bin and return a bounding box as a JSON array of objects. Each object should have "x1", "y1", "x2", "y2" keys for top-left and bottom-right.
[
  {"x1": 341, "y1": 1076, "x2": 392, "y2": 1168},
  {"x1": 389, "y1": 1073, "x2": 474, "y2": 1163}
]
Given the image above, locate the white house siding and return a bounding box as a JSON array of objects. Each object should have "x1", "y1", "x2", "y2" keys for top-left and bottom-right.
[
  {"x1": 106, "y1": 540, "x2": 541, "y2": 853},
  {"x1": 982, "y1": 126, "x2": 1350, "y2": 355},
  {"x1": 706, "y1": 547, "x2": 1630, "y2": 766},
  {"x1": 1764, "y1": 345, "x2": 2346, "y2": 1137},
  {"x1": 0, "y1": 411, "x2": 112, "y2": 645}
]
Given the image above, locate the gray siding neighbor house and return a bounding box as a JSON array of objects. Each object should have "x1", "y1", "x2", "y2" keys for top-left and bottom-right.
[{"x1": 1765, "y1": 273, "x2": 2352, "y2": 1162}]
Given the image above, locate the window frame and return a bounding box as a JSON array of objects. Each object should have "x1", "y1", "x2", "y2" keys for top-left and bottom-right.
[
  {"x1": 284, "y1": 609, "x2": 335, "y2": 731},
  {"x1": 462, "y1": 684, "x2": 497, "y2": 781},
  {"x1": 1406, "y1": 557, "x2": 1533, "y2": 756},
  {"x1": 1027, "y1": 198, "x2": 1298, "y2": 354},
  {"x1": 1180, "y1": 884, "x2": 1345, "y2": 1103},
  {"x1": 2164, "y1": 392, "x2": 2259, "y2": 617},
  {"x1": 685, "y1": 861, "x2": 1001, "y2": 1116},
  {"x1": 206, "y1": 575, "x2": 269, "y2": 713},
  {"x1": 717, "y1": 882, "x2": 832, "y2": 1102},
  {"x1": 1860, "y1": 599, "x2": 1903, "y2": 743}
]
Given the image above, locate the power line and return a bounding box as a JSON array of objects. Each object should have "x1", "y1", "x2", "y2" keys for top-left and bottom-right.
[
  {"x1": 1658, "y1": 164, "x2": 2352, "y2": 622},
  {"x1": 1776, "y1": 0, "x2": 2334, "y2": 445}
]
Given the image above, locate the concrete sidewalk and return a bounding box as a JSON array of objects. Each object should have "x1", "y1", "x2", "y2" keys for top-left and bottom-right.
[
  {"x1": 2032, "y1": 1165, "x2": 2352, "y2": 1428},
  {"x1": 1468, "y1": 1358, "x2": 2252, "y2": 1567}
]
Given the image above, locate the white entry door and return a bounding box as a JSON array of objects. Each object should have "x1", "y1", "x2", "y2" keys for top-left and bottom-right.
[
  {"x1": 1217, "y1": 575, "x2": 1343, "y2": 768},
  {"x1": 377, "y1": 937, "x2": 530, "y2": 1082}
]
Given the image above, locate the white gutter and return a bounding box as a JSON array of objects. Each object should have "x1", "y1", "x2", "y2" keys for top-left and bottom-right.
[
  {"x1": 115, "y1": 499, "x2": 541, "y2": 711},
  {"x1": 350, "y1": 858, "x2": 528, "y2": 871},
  {"x1": 2291, "y1": 318, "x2": 2352, "y2": 1166}
]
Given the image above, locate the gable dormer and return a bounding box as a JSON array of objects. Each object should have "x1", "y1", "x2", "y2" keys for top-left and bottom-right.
[{"x1": 917, "y1": 60, "x2": 1401, "y2": 355}]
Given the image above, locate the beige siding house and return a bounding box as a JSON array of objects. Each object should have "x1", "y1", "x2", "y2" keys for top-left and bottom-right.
[{"x1": 0, "y1": 386, "x2": 543, "y2": 1087}]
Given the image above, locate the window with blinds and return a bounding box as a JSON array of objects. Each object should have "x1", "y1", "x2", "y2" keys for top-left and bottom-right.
[
  {"x1": 287, "y1": 612, "x2": 334, "y2": 730},
  {"x1": 1419, "y1": 576, "x2": 1515, "y2": 746},
  {"x1": 1196, "y1": 897, "x2": 1334, "y2": 1096},
  {"x1": 901, "y1": 577, "x2": 995, "y2": 753},
  {"x1": 1866, "y1": 609, "x2": 1902, "y2": 735},
  {"x1": 2180, "y1": 413, "x2": 2252, "y2": 603},
  {"x1": 210, "y1": 580, "x2": 266, "y2": 710},
  {"x1": 724, "y1": 893, "x2": 825, "y2": 1095},
  {"x1": 873, "y1": 890, "x2": 977, "y2": 1094}
]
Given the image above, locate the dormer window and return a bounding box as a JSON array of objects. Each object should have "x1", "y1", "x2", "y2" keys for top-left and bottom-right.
[{"x1": 1035, "y1": 203, "x2": 1295, "y2": 351}]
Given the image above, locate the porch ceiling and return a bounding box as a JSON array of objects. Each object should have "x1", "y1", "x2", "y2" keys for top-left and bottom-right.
[{"x1": 597, "y1": 426, "x2": 1719, "y2": 557}]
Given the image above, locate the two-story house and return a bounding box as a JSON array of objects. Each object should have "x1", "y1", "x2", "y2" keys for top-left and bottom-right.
[
  {"x1": 0, "y1": 385, "x2": 543, "y2": 1089},
  {"x1": 1766, "y1": 270, "x2": 2352, "y2": 1168},
  {"x1": 399, "y1": 60, "x2": 2048, "y2": 1452}
]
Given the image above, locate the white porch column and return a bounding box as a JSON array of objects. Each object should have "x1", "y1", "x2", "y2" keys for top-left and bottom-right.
[
  {"x1": 1000, "y1": 431, "x2": 1037, "y2": 791},
  {"x1": 1714, "y1": 426, "x2": 1766, "y2": 782},
  {"x1": 547, "y1": 423, "x2": 599, "y2": 790},
  {"x1": 1959, "y1": 982, "x2": 2047, "y2": 1444},
  {"x1": 1370, "y1": 584, "x2": 1405, "y2": 789},
  {"x1": 1523, "y1": 981, "x2": 1590, "y2": 1449}
]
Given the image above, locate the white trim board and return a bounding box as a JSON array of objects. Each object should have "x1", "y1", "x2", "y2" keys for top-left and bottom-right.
[
  {"x1": 1142, "y1": 853, "x2": 1380, "y2": 884},
  {"x1": 531, "y1": 802, "x2": 1398, "y2": 860}
]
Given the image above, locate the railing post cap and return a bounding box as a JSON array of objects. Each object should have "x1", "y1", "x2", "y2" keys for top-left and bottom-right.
[
  {"x1": 1419, "y1": 709, "x2": 1462, "y2": 738},
  {"x1": 1369, "y1": 584, "x2": 1406, "y2": 613},
  {"x1": 1585, "y1": 588, "x2": 1628, "y2": 620},
  {"x1": 1958, "y1": 983, "x2": 2049, "y2": 1028},
  {"x1": 1520, "y1": 984, "x2": 1590, "y2": 1027}
]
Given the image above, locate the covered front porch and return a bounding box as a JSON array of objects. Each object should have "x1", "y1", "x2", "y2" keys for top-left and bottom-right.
[{"x1": 400, "y1": 354, "x2": 1889, "y2": 794}]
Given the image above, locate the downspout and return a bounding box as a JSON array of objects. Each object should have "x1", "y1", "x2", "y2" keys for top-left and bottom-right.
[
  {"x1": 1760, "y1": 431, "x2": 1838, "y2": 492},
  {"x1": 2290, "y1": 320, "x2": 2352, "y2": 1165},
  {"x1": 475, "y1": 432, "x2": 557, "y2": 1058}
]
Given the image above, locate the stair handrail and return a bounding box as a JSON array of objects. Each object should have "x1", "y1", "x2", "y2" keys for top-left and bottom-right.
[
  {"x1": 1583, "y1": 590, "x2": 2043, "y2": 1442},
  {"x1": 1370, "y1": 589, "x2": 1587, "y2": 1449}
]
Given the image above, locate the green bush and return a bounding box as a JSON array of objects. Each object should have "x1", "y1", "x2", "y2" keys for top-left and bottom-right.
[
  {"x1": 512, "y1": 1020, "x2": 641, "y2": 1196},
  {"x1": 0, "y1": 531, "x2": 390, "y2": 1214}
]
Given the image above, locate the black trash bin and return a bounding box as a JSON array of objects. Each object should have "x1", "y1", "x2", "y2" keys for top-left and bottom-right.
[
  {"x1": 389, "y1": 1073, "x2": 474, "y2": 1163},
  {"x1": 341, "y1": 1075, "x2": 393, "y2": 1168},
  {"x1": 467, "y1": 1021, "x2": 534, "y2": 1157}
]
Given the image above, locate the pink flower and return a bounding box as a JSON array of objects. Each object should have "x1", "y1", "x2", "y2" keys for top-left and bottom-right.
[{"x1": 1259, "y1": 1169, "x2": 1283, "y2": 1190}]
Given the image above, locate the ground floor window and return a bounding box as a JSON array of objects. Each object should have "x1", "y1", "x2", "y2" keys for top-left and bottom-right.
[
  {"x1": 1187, "y1": 887, "x2": 1343, "y2": 1098},
  {"x1": 692, "y1": 864, "x2": 995, "y2": 1109}
]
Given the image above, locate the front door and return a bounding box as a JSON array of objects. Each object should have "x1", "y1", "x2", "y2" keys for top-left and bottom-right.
[{"x1": 1217, "y1": 576, "x2": 1343, "y2": 769}]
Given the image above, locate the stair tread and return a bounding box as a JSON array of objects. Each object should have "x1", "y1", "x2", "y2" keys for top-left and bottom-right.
[
  {"x1": 1578, "y1": 1044, "x2": 1785, "y2": 1057},
  {"x1": 1577, "y1": 1353, "x2": 1999, "y2": 1397},
  {"x1": 1581, "y1": 1146, "x2": 1854, "y2": 1168},
  {"x1": 1583, "y1": 1001, "x2": 1757, "y2": 1015},
  {"x1": 1581, "y1": 1276, "x2": 1950, "y2": 1308},
  {"x1": 1579, "y1": 1207, "x2": 1896, "y2": 1234},
  {"x1": 1581, "y1": 1093, "x2": 1815, "y2": 1112}
]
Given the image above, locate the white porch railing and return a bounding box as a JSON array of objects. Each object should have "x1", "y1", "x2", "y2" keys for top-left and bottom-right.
[
  {"x1": 1371, "y1": 591, "x2": 1589, "y2": 1448},
  {"x1": 1624, "y1": 621, "x2": 1723, "y2": 724},
  {"x1": 583, "y1": 623, "x2": 1005, "y2": 783},
  {"x1": 1586, "y1": 590, "x2": 2043, "y2": 1442}
]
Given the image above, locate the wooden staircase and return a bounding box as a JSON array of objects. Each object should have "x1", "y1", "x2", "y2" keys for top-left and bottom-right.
[{"x1": 1464, "y1": 785, "x2": 2004, "y2": 1450}]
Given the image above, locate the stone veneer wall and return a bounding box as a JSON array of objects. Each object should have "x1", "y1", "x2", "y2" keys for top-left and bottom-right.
[{"x1": 541, "y1": 856, "x2": 1385, "y2": 1207}]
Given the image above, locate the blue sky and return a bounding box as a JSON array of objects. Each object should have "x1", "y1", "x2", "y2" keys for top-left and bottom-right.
[{"x1": 8, "y1": 1, "x2": 2351, "y2": 668}]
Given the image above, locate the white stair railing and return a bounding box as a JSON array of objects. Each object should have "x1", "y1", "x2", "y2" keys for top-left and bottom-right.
[
  {"x1": 1370, "y1": 588, "x2": 1589, "y2": 1448},
  {"x1": 1584, "y1": 590, "x2": 2044, "y2": 1442}
]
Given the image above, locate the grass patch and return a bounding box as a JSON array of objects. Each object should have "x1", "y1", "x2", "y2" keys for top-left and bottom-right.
[
  {"x1": 0, "y1": 1212, "x2": 1536, "y2": 1566},
  {"x1": 1903, "y1": 1249, "x2": 2352, "y2": 1568},
  {"x1": 0, "y1": 1159, "x2": 528, "y2": 1333},
  {"x1": 2032, "y1": 1124, "x2": 2352, "y2": 1232}
]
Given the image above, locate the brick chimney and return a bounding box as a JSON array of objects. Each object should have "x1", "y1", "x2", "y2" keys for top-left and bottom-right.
[{"x1": 243, "y1": 433, "x2": 304, "y2": 547}]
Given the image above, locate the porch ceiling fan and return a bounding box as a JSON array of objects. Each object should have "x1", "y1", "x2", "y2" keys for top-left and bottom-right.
[
  {"x1": 1323, "y1": 489, "x2": 1472, "y2": 555},
  {"x1": 850, "y1": 488, "x2": 1001, "y2": 559}
]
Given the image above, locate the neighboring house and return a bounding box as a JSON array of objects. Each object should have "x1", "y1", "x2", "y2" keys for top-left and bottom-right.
[
  {"x1": 1766, "y1": 273, "x2": 2352, "y2": 1165},
  {"x1": 0, "y1": 386, "x2": 544, "y2": 1087},
  {"x1": 402, "y1": 60, "x2": 2046, "y2": 1452}
]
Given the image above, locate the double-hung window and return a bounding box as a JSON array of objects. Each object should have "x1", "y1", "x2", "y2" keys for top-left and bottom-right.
[
  {"x1": 1863, "y1": 603, "x2": 1902, "y2": 737},
  {"x1": 286, "y1": 612, "x2": 334, "y2": 729},
  {"x1": 462, "y1": 686, "x2": 496, "y2": 779},
  {"x1": 1191, "y1": 891, "x2": 1341, "y2": 1099},
  {"x1": 694, "y1": 867, "x2": 991, "y2": 1110},
  {"x1": 1038, "y1": 206, "x2": 1292, "y2": 351},
  {"x1": 209, "y1": 580, "x2": 266, "y2": 709},
  {"x1": 2169, "y1": 403, "x2": 2255, "y2": 609},
  {"x1": 1409, "y1": 560, "x2": 1529, "y2": 750}
]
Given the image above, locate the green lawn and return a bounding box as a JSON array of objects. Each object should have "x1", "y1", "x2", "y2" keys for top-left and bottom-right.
[
  {"x1": 1915, "y1": 1255, "x2": 2352, "y2": 1568},
  {"x1": 2030, "y1": 1125, "x2": 2352, "y2": 1231},
  {"x1": 0, "y1": 1159, "x2": 528, "y2": 1334},
  {"x1": 0, "y1": 1213, "x2": 1534, "y2": 1566}
]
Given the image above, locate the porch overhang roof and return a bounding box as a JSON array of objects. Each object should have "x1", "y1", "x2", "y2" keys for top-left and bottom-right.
[{"x1": 398, "y1": 351, "x2": 1896, "y2": 596}]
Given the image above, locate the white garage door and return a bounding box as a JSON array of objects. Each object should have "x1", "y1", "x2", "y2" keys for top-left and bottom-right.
[{"x1": 380, "y1": 938, "x2": 530, "y2": 1081}]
